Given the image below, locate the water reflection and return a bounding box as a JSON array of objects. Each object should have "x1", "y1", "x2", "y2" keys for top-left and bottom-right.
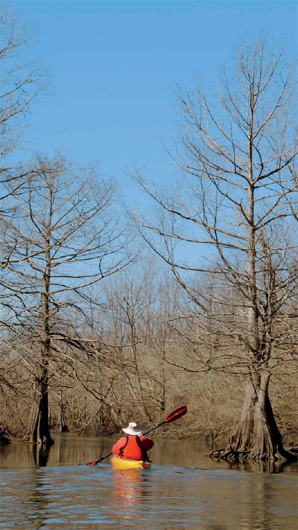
[
  {"x1": 1, "y1": 434, "x2": 298, "y2": 476},
  {"x1": 240, "y1": 474, "x2": 272, "y2": 530},
  {"x1": 25, "y1": 469, "x2": 49, "y2": 528},
  {"x1": 32, "y1": 444, "x2": 51, "y2": 467},
  {"x1": 209, "y1": 455, "x2": 297, "y2": 474},
  {"x1": 111, "y1": 469, "x2": 151, "y2": 522},
  {"x1": 0, "y1": 451, "x2": 297, "y2": 529},
  {"x1": 0, "y1": 433, "x2": 115, "y2": 468}
]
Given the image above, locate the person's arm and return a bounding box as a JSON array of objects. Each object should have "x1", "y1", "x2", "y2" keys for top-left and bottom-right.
[
  {"x1": 140, "y1": 436, "x2": 154, "y2": 450},
  {"x1": 112, "y1": 437, "x2": 127, "y2": 455}
]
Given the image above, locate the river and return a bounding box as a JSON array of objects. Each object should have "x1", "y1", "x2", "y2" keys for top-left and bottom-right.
[{"x1": 0, "y1": 434, "x2": 297, "y2": 529}]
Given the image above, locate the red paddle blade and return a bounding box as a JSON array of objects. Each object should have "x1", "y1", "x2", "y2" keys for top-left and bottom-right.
[
  {"x1": 164, "y1": 405, "x2": 187, "y2": 424},
  {"x1": 86, "y1": 461, "x2": 97, "y2": 466}
]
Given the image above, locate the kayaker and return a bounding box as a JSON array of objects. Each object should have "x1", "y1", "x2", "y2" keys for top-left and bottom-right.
[{"x1": 112, "y1": 422, "x2": 154, "y2": 461}]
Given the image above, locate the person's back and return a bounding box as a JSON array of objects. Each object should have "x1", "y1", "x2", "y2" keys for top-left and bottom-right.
[{"x1": 112, "y1": 422, "x2": 154, "y2": 461}]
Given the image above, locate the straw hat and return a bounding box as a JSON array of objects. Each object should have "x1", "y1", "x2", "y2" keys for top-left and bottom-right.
[{"x1": 122, "y1": 422, "x2": 142, "y2": 436}]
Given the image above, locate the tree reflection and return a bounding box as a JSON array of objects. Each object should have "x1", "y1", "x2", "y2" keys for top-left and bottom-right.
[
  {"x1": 209, "y1": 452, "x2": 298, "y2": 474},
  {"x1": 240, "y1": 474, "x2": 273, "y2": 530},
  {"x1": 32, "y1": 444, "x2": 52, "y2": 467}
]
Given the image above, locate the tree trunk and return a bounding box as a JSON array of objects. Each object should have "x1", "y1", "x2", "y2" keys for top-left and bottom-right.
[
  {"x1": 0, "y1": 428, "x2": 10, "y2": 445},
  {"x1": 59, "y1": 387, "x2": 68, "y2": 433},
  {"x1": 28, "y1": 226, "x2": 54, "y2": 447},
  {"x1": 222, "y1": 371, "x2": 296, "y2": 462},
  {"x1": 29, "y1": 375, "x2": 54, "y2": 446},
  {"x1": 226, "y1": 378, "x2": 258, "y2": 452}
]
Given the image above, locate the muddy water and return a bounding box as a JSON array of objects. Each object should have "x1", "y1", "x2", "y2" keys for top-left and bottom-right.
[{"x1": 0, "y1": 434, "x2": 297, "y2": 529}]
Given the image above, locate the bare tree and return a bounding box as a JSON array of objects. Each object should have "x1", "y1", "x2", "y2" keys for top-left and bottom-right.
[
  {"x1": 0, "y1": 4, "x2": 45, "y2": 184},
  {"x1": 101, "y1": 261, "x2": 162, "y2": 422},
  {"x1": 3, "y1": 153, "x2": 131, "y2": 445},
  {"x1": 0, "y1": 2, "x2": 45, "y2": 315},
  {"x1": 132, "y1": 38, "x2": 298, "y2": 461},
  {"x1": 0, "y1": 4, "x2": 47, "y2": 441}
]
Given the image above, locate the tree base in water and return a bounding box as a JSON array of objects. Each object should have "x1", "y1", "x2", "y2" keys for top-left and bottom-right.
[
  {"x1": 209, "y1": 447, "x2": 298, "y2": 463},
  {"x1": 210, "y1": 373, "x2": 298, "y2": 463}
]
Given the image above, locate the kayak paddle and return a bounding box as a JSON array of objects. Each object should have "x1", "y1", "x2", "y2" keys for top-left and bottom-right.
[{"x1": 86, "y1": 405, "x2": 187, "y2": 465}]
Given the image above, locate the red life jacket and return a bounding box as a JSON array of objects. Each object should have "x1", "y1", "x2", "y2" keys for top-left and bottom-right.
[{"x1": 119, "y1": 435, "x2": 149, "y2": 461}]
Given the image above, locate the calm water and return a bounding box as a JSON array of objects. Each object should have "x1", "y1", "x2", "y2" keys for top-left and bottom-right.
[{"x1": 0, "y1": 434, "x2": 297, "y2": 529}]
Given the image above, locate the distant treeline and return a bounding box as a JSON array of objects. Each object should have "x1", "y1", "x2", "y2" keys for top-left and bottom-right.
[{"x1": 1, "y1": 261, "x2": 297, "y2": 447}]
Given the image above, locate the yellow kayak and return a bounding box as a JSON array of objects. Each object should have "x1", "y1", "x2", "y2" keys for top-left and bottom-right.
[{"x1": 111, "y1": 455, "x2": 151, "y2": 470}]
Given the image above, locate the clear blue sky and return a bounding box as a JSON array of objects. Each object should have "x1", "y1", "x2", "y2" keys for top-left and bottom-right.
[{"x1": 12, "y1": 1, "x2": 298, "y2": 197}]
